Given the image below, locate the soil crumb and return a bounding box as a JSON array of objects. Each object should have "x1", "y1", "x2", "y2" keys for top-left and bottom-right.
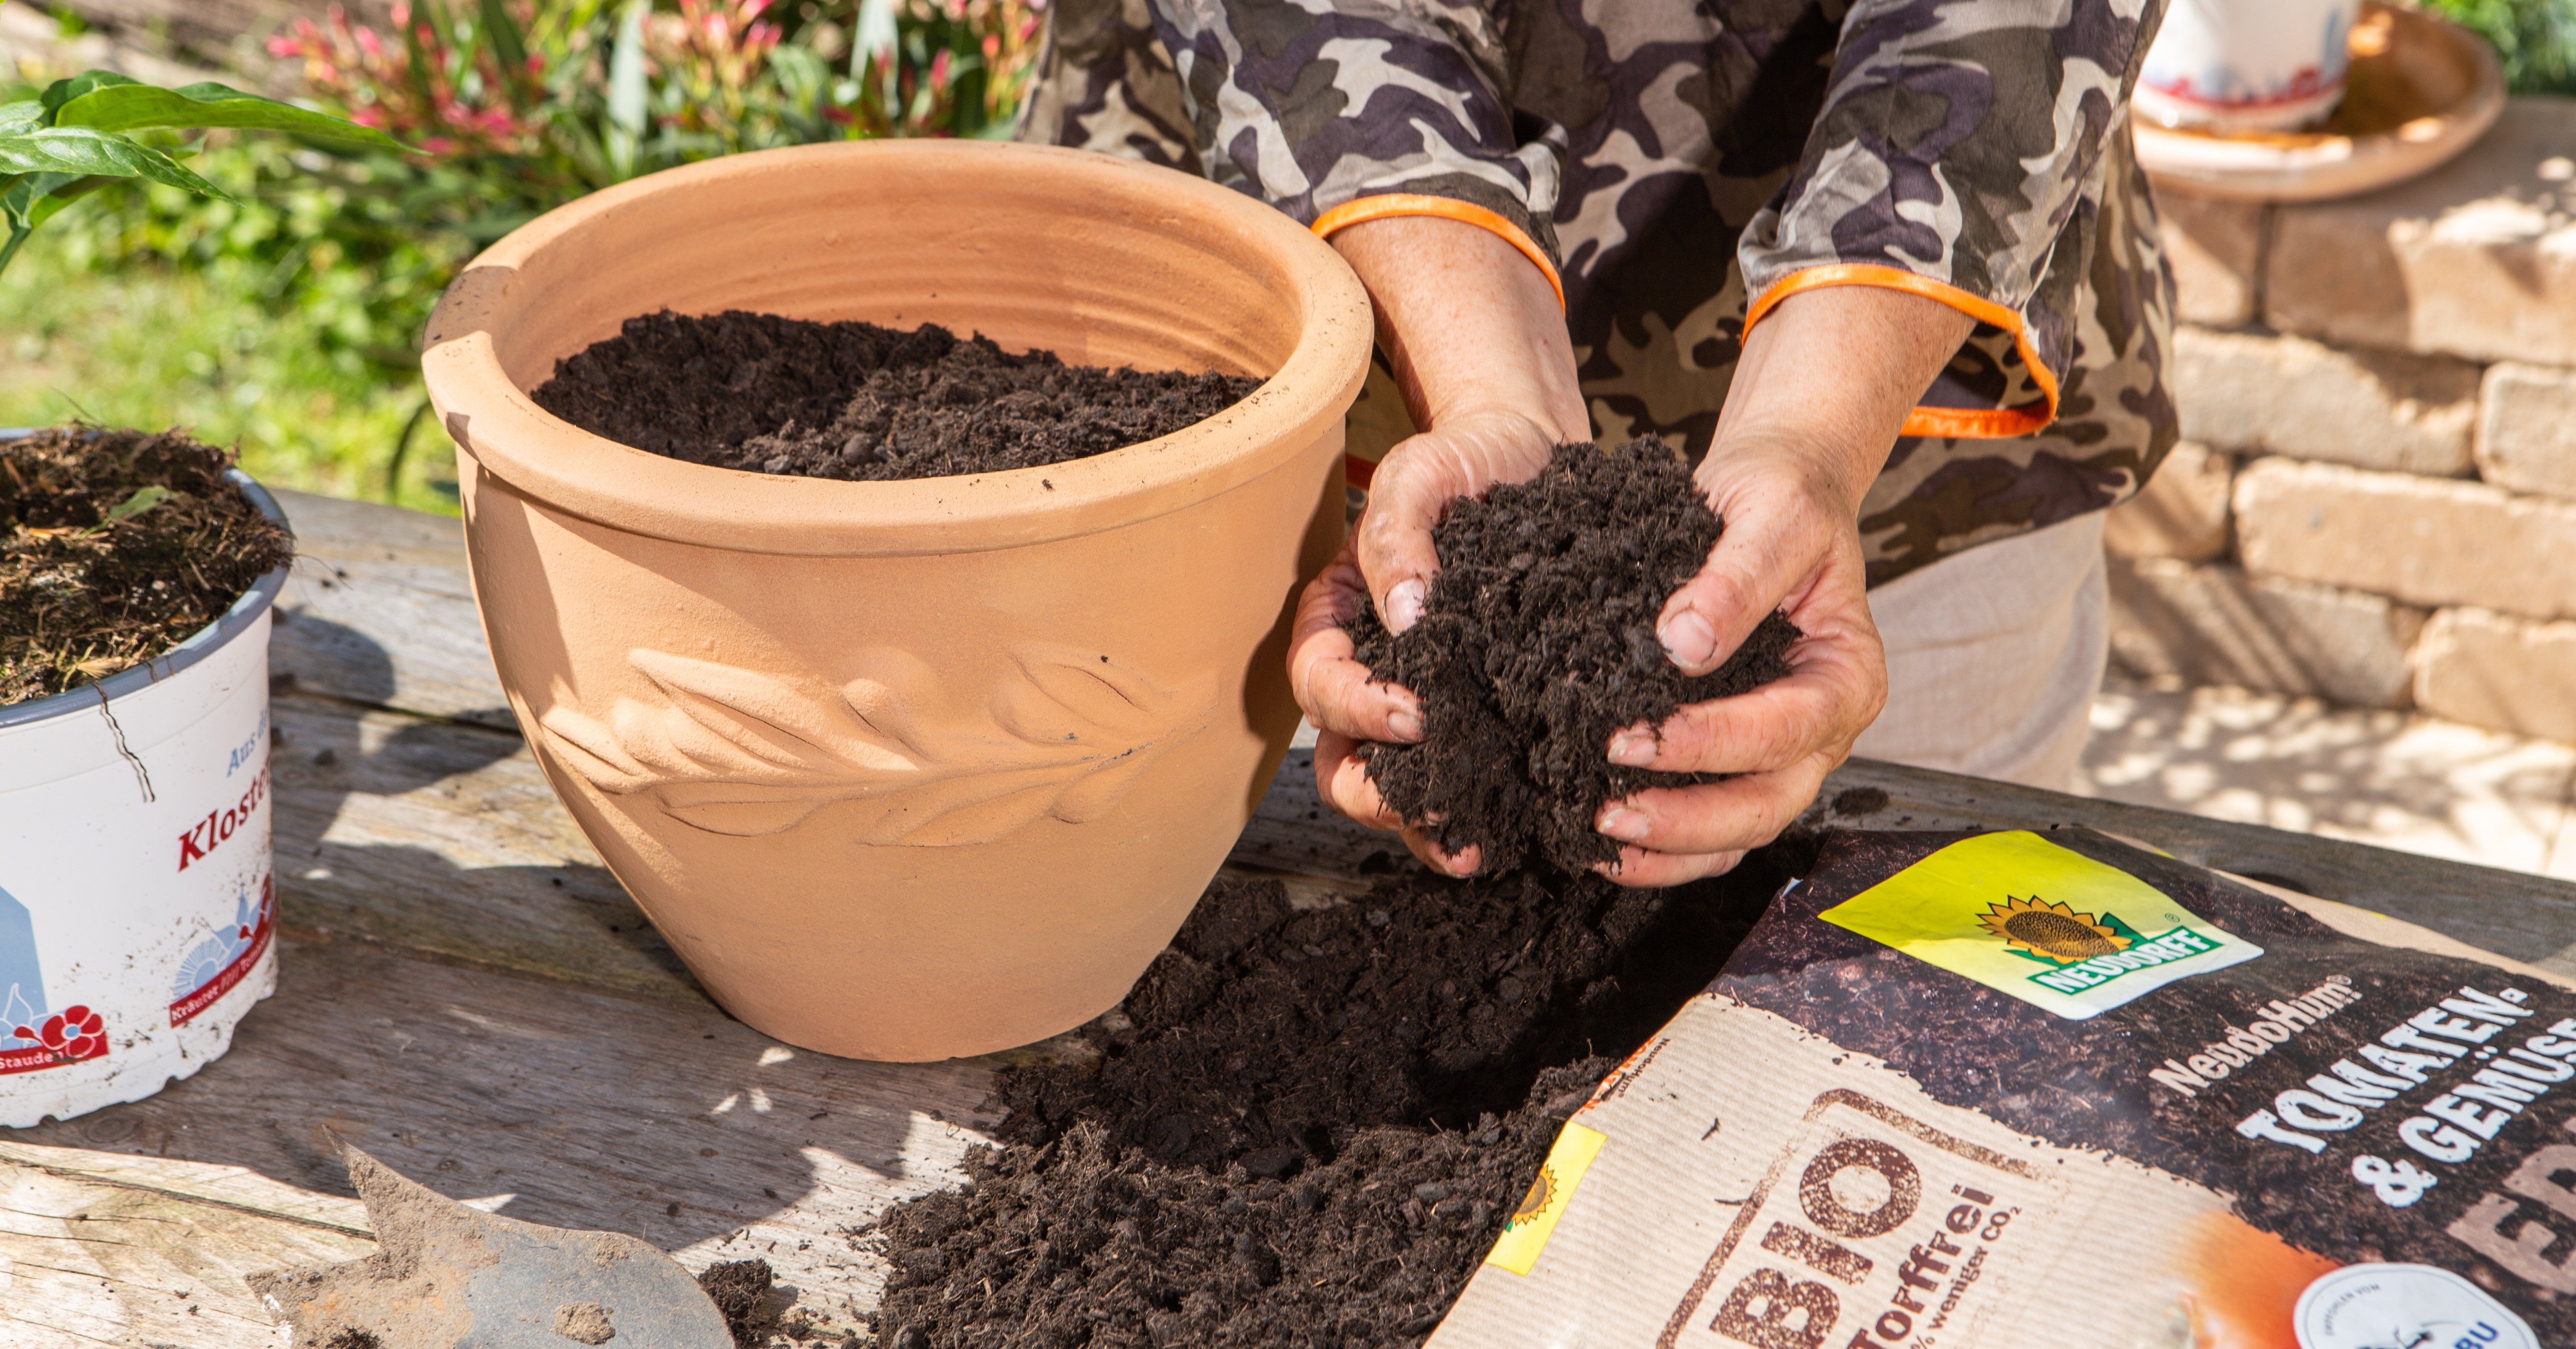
[
  {"x1": 530, "y1": 310, "x2": 1260, "y2": 482},
  {"x1": 1828, "y1": 786, "x2": 1890, "y2": 818},
  {"x1": 869, "y1": 847, "x2": 1811, "y2": 1348},
  {"x1": 1348, "y1": 439, "x2": 1801, "y2": 874},
  {"x1": 699, "y1": 1258, "x2": 780, "y2": 1346},
  {"x1": 1, "y1": 426, "x2": 296, "y2": 708},
  {"x1": 323, "y1": 1333, "x2": 383, "y2": 1349}
]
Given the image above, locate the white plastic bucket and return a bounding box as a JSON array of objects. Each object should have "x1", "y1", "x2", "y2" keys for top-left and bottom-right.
[
  {"x1": 2137, "y1": 0, "x2": 2362, "y2": 133},
  {"x1": 0, "y1": 454, "x2": 290, "y2": 1128}
]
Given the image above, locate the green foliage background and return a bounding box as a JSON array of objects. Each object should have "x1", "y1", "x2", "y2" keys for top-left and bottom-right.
[
  {"x1": 1, "y1": 0, "x2": 1039, "y2": 513},
  {"x1": 2424, "y1": 0, "x2": 2576, "y2": 94}
]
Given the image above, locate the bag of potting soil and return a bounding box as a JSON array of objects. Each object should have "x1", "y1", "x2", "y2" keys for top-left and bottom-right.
[{"x1": 1432, "y1": 827, "x2": 2576, "y2": 1349}]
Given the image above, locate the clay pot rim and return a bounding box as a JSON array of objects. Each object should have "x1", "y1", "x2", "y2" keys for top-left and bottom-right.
[{"x1": 422, "y1": 140, "x2": 1372, "y2": 558}]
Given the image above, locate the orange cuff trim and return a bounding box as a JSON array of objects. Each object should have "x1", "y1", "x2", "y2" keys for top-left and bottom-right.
[
  {"x1": 1311, "y1": 194, "x2": 1565, "y2": 312},
  {"x1": 1743, "y1": 263, "x2": 2060, "y2": 441}
]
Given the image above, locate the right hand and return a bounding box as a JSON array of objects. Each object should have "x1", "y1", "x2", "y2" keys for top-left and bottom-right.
[
  {"x1": 1283, "y1": 211, "x2": 1586, "y2": 876},
  {"x1": 1286, "y1": 408, "x2": 1561, "y2": 876}
]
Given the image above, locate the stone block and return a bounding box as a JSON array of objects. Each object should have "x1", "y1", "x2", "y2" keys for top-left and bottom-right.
[
  {"x1": 2108, "y1": 557, "x2": 2423, "y2": 707},
  {"x1": 2104, "y1": 441, "x2": 2232, "y2": 561},
  {"x1": 2477, "y1": 361, "x2": 2576, "y2": 502},
  {"x1": 2174, "y1": 327, "x2": 2476, "y2": 474},
  {"x1": 2413, "y1": 607, "x2": 2576, "y2": 742},
  {"x1": 2234, "y1": 457, "x2": 2576, "y2": 621},
  {"x1": 2157, "y1": 191, "x2": 2265, "y2": 329},
  {"x1": 2267, "y1": 99, "x2": 2576, "y2": 365}
]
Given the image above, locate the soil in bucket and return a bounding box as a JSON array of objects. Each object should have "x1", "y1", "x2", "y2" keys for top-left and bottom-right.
[
  {"x1": 1, "y1": 426, "x2": 296, "y2": 707},
  {"x1": 865, "y1": 840, "x2": 1815, "y2": 1349},
  {"x1": 529, "y1": 311, "x2": 1262, "y2": 482},
  {"x1": 1346, "y1": 438, "x2": 1803, "y2": 875}
]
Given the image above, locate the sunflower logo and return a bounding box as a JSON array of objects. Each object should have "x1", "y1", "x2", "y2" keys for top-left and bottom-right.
[
  {"x1": 1507, "y1": 1165, "x2": 1559, "y2": 1231},
  {"x1": 1979, "y1": 896, "x2": 2129, "y2": 964}
]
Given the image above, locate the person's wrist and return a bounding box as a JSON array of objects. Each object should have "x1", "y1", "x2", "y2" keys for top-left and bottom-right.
[
  {"x1": 1328, "y1": 215, "x2": 1588, "y2": 442},
  {"x1": 1699, "y1": 428, "x2": 1879, "y2": 522}
]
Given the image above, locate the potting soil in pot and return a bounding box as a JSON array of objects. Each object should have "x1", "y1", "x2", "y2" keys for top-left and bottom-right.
[
  {"x1": 530, "y1": 310, "x2": 1262, "y2": 481},
  {"x1": 1346, "y1": 438, "x2": 1802, "y2": 874},
  {"x1": 865, "y1": 843, "x2": 1814, "y2": 1349},
  {"x1": 1, "y1": 426, "x2": 296, "y2": 706}
]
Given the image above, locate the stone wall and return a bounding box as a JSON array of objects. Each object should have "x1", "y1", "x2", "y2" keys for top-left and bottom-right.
[{"x1": 2109, "y1": 97, "x2": 2576, "y2": 743}]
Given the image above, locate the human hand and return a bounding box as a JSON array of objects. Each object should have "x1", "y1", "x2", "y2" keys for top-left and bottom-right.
[
  {"x1": 1287, "y1": 213, "x2": 1586, "y2": 874},
  {"x1": 1585, "y1": 439, "x2": 1886, "y2": 886},
  {"x1": 1290, "y1": 409, "x2": 1559, "y2": 876},
  {"x1": 1587, "y1": 284, "x2": 1976, "y2": 887}
]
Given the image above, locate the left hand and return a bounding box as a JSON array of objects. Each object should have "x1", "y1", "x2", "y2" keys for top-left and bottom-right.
[{"x1": 1587, "y1": 283, "x2": 1976, "y2": 887}]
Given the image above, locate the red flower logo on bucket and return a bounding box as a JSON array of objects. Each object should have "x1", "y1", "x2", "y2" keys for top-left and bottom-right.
[
  {"x1": 20, "y1": 1006, "x2": 105, "y2": 1059},
  {"x1": 2, "y1": 1004, "x2": 108, "y2": 1072}
]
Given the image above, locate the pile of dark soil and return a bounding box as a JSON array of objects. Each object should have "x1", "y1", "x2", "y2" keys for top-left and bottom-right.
[
  {"x1": 0, "y1": 426, "x2": 296, "y2": 707},
  {"x1": 701, "y1": 1258, "x2": 782, "y2": 1345},
  {"x1": 868, "y1": 842, "x2": 1814, "y2": 1349},
  {"x1": 1347, "y1": 439, "x2": 1802, "y2": 874},
  {"x1": 530, "y1": 311, "x2": 1260, "y2": 482}
]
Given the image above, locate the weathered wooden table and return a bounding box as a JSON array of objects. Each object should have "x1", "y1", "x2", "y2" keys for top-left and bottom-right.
[{"x1": 8, "y1": 491, "x2": 2576, "y2": 1346}]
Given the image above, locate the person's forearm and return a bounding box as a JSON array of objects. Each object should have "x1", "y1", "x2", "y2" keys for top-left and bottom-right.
[
  {"x1": 1715, "y1": 285, "x2": 1978, "y2": 514},
  {"x1": 1328, "y1": 216, "x2": 1590, "y2": 442}
]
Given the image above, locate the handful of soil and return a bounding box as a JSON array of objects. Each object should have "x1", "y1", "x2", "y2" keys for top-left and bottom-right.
[
  {"x1": 530, "y1": 310, "x2": 1260, "y2": 482},
  {"x1": 1348, "y1": 439, "x2": 1801, "y2": 874},
  {"x1": 1, "y1": 426, "x2": 296, "y2": 708},
  {"x1": 867, "y1": 844, "x2": 1811, "y2": 1348}
]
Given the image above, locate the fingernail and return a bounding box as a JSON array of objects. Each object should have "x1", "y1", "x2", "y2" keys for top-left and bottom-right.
[
  {"x1": 1597, "y1": 806, "x2": 1649, "y2": 841},
  {"x1": 1388, "y1": 708, "x2": 1423, "y2": 742},
  {"x1": 1607, "y1": 728, "x2": 1656, "y2": 767},
  {"x1": 1660, "y1": 608, "x2": 1716, "y2": 669},
  {"x1": 1387, "y1": 580, "x2": 1427, "y2": 633}
]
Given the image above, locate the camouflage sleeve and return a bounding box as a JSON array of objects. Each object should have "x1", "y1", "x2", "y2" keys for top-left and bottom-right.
[
  {"x1": 1125, "y1": 0, "x2": 1565, "y2": 261},
  {"x1": 1014, "y1": 0, "x2": 1202, "y2": 172},
  {"x1": 1739, "y1": 0, "x2": 2166, "y2": 427}
]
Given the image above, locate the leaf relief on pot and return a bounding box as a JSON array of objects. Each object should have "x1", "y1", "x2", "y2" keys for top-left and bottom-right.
[{"x1": 537, "y1": 646, "x2": 1217, "y2": 845}]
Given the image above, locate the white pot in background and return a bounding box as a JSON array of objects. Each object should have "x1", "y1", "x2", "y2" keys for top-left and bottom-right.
[
  {"x1": 0, "y1": 461, "x2": 290, "y2": 1128},
  {"x1": 2138, "y1": 0, "x2": 2363, "y2": 133}
]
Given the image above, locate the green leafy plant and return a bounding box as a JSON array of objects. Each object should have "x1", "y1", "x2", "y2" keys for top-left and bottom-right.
[
  {"x1": 0, "y1": 70, "x2": 399, "y2": 276},
  {"x1": 2420, "y1": 0, "x2": 2576, "y2": 95},
  {"x1": 8, "y1": 0, "x2": 1038, "y2": 508}
]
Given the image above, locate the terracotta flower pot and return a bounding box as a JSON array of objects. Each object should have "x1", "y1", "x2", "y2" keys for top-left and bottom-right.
[{"x1": 422, "y1": 141, "x2": 1370, "y2": 1061}]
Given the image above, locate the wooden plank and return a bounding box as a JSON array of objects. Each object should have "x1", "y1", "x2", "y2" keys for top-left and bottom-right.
[
  {"x1": 0, "y1": 1159, "x2": 373, "y2": 1348},
  {"x1": 268, "y1": 489, "x2": 514, "y2": 732},
  {"x1": 0, "y1": 938, "x2": 1005, "y2": 1341},
  {"x1": 269, "y1": 689, "x2": 706, "y2": 1004}
]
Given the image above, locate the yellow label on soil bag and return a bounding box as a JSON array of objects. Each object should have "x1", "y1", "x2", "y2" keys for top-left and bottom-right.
[
  {"x1": 1817, "y1": 831, "x2": 2263, "y2": 1020},
  {"x1": 1483, "y1": 1120, "x2": 1606, "y2": 1276}
]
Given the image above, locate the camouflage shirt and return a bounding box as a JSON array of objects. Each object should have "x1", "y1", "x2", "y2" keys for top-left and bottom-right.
[{"x1": 1020, "y1": 0, "x2": 2178, "y2": 586}]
